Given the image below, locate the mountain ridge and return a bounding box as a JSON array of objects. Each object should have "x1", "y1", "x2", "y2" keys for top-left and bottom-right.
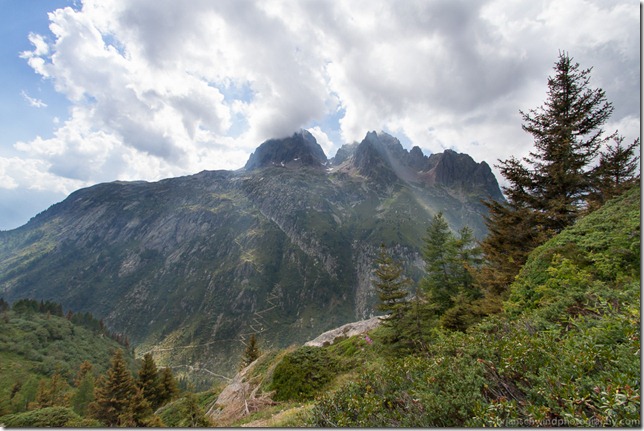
[{"x1": 0, "y1": 130, "x2": 504, "y2": 382}]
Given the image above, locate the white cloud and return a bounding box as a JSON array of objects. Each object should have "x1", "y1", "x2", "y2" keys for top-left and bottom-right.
[
  {"x1": 3, "y1": 0, "x2": 640, "y2": 229},
  {"x1": 306, "y1": 126, "x2": 335, "y2": 157},
  {"x1": 21, "y1": 90, "x2": 48, "y2": 108},
  {"x1": 0, "y1": 156, "x2": 86, "y2": 194}
]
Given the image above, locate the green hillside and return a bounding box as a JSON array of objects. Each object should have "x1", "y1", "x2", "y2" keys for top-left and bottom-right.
[
  {"x1": 200, "y1": 185, "x2": 640, "y2": 427},
  {"x1": 0, "y1": 301, "x2": 136, "y2": 418},
  {"x1": 6, "y1": 185, "x2": 634, "y2": 427}
]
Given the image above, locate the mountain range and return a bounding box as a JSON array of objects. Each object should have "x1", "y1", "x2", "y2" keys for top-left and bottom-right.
[{"x1": 0, "y1": 130, "x2": 503, "y2": 380}]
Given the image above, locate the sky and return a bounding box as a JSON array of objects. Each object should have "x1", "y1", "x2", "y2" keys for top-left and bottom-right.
[{"x1": 0, "y1": 0, "x2": 640, "y2": 230}]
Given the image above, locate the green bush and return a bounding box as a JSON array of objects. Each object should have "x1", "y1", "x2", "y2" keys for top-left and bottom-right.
[
  {"x1": 310, "y1": 187, "x2": 641, "y2": 427},
  {"x1": 467, "y1": 301, "x2": 640, "y2": 427},
  {"x1": 311, "y1": 351, "x2": 485, "y2": 427},
  {"x1": 0, "y1": 406, "x2": 81, "y2": 427},
  {"x1": 269, "y1": 346, "x2": 338, "y2": 401}
]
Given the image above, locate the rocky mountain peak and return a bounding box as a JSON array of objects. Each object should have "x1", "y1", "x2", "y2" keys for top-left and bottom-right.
[
  {"x1": 330, "y1": 131, "x2": 503, "y2": 200},
  {"x1": 0, "y1": 128, "x2": 506, "y2": 383},
  {"x1": 347, "y1": 131, "x2": 402, "y2": 183},
  {"x1": 423, "y1": 150, "x2": 503, "y2": 200},
  {"x1": 244, "y1": 130, "x2": 328, "y2": 170}
]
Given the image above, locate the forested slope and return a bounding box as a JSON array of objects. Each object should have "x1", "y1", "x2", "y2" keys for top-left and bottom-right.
[{"x1": 307, "y1": 185, "x2": 640, "y2": 427}]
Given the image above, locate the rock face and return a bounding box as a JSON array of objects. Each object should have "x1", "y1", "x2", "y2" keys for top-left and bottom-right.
[
  {"x1": 304, "y1": 316, "x2": 383, "y2": 347},
  {"x1": 333, "y1": 131, "x2": 504, "y2": 201},
  {"x1": 0, "y1": 130, "x2": 503, "y2": 382},
  {"x1": 244, "y1": 130, "x2": 327, "y2": 170}
]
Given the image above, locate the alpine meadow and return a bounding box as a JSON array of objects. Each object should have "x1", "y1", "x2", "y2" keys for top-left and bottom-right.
[{"x1": 0, "y1": 3, "x2": 640, "y2": 427}]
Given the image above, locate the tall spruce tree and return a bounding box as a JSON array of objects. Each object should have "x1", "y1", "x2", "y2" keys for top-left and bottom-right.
[
  {"x1": 72, "y1": 362, "x2": 95, "y2": 416},
  {"x1": 119, "y1": 386, "x2": 154, "y2": 427},
  {"x1": 157, "y1": 367, "x2": 179, "y2": 406},
  {"x1": 481, "y1": 52, "x2": 616, "y2": 295},
  {"x1": 478, "y1": 201, "x2": 543, "y2": 300},
  {"x1": 90, "y1": 349, "x2": 135, "y2": 426},
  {"x1": 373, "y1": 244, "x2": 410, "y2": 327},
  {"x1": 520, "y1": 52, "x2": 615, "y2": 232},
  {"x1": 137, "y1": 353, "x2": 163, "y2": 410},
  {"x1": 34, "y1": 372, "x2": 68, "y2": 408},
  {"x1": 420, "y1": 213, "x2": 457, "y2": 315},
  {"x1": 71, "y1": 374, "x2": 95, "y2": 417},
  {"x1": 420, "y1": 214, "x2": 483, "y2": 331},
  {"x1": 452, "y1": 226, "x2": 482, "y2": 297}
]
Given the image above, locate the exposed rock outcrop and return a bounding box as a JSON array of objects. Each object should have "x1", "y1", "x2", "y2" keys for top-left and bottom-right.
[
  {"x1": 244, "y1": 130, "x2": 327, "y2": 170},
  {"x1": 305, "y1": 315, "x2": 383, "y2": 347},
  {"x1": 206, "y1": 358, "x2": 276, "y2": 426}
]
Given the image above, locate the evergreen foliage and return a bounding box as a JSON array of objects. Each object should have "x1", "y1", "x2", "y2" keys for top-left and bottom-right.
[
  {"x1": 420, "y1": 213, "x2": 483, "y2": 331},
  {"x1": 373, "y1": 244, "x2": 410, "y2": 330},
  {"x1": 481, "y1": 52, "x2": 626, "y2": 296},
  {"x1": 70, "y1": 372, "x2": 94, "y2": 417},
  {"x1": 157, "y1": 367, "x2": 179, "y2": 406},
  {"x1": 0, "y1": 406, "x2": 84, "y2": 427},
  {"x1": 240, "y1": 333, "x2": 261, "y2": 370},
  {"x1": 34, "y1": 372, "x2": 68, "y2": 409},
  {"x1": 137, "y1": 353, "x2": 163, "y2": 410},
  {"x1": 178, "y1": 392, "x2": 212, "y2": 427},
  {"x1": 591, "y1": 135, "x2": 640, "y2": 206},
  {"x1": 12, "y1": 299, "x2": 64, "y2": 317},
  {"x1": 0, "y1": 308, "x2": 135, "y2": 418},
  {"x1": 478, "y1": 201, "x2": 540, "y2": 300},
  {"x1": 89, "y1": 349, "x2": 135, "y2": 426},
  {"x1": 0, "y1": 298, "x2": 9, "y2": 313},
  {"x1": 270, "y1": 347, "x2": 338, "y2": 401},
  {"x1": 309, "y1": 185, "x2": 640, "y2": 427},
  {"x1": 519, "y1": 52, "x2": 614, "y2": 230},
  {"x1": 119, "y1": 386, "x2": 155, "y2": 427}
]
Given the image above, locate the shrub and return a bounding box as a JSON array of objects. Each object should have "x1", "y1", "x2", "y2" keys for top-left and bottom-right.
[
  {"x1": 269, "y1": 346, "x2": 337, "y2": 401},
  {"x1": 0, "y1": 406, "x2": 81, "y2": 427},
  {"x1": 310, "y1": 353, "x2": 485, "y2": 427}
]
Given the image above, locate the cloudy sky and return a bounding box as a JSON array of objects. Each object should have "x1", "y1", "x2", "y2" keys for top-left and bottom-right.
[{"x1": 0, "y1": 0, "x2": 640, "y2": 230}]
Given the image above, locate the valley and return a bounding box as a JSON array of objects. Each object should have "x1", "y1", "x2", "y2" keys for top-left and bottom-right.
[{"x1": 0, "y1": 130, "x2": 503, "y2": 384}]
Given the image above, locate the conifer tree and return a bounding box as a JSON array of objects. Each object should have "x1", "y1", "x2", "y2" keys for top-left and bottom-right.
[
  {"x1": 137, "y1": 353, "x2": 163, "y2": 410},
  {"x1": 481, "y1": 52, "x2": 617, "y2": 295},
  {"x1": 34, "y1": 379, "x2": 52, "y2": 408},
  {"x1": 89, "y1": 349, "x2": 135, "y2": 426},
  {"x1": 452, "y1": 226, "x2": 482, "y2": 297},
  {"x1": 74, "y1": 360, "x2": 94, "y2": 387},
  {"x1": 72, "y1": 361, "x2": 95, "y2": 417},
  {"x1": 420, "y1": 213, "x2": 457, "y2": 315},
  {"x1": 240, "y1": 333, "x2": 261, "y2": 370},
  {"x1": 518, "y1": 52, "x2": 615, "y2": 232},
  {"x1": 591, "y1": 135, "x2": 640, "y2": 205},
  {"x1": 157, "y1": 367, "x2": 179, "y2": 407},
  {"x1": 420, "y1": 214, "x2": 483, "y2": 331},
  {"x1": 479, "y1": 201, "x2": 543, "y2": 300},
  {"x1": 0, "y1": 297, "x2": 9, "y2": 312},
  {"x1": 71, "y1": 373, "x2": 95, "y2": 417},
  {"x1": 119, "y1": 386, "x2": 154, "y2": 427},
  {"x1": 35, "y1": 372, "x2": 68, "y2": 408},
  {"x1": 374, "y1": 244, "x2": 410, "y2": 325},
  {"x1": 178, "y1": 392, "x2": 211, "y2": 427}
]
